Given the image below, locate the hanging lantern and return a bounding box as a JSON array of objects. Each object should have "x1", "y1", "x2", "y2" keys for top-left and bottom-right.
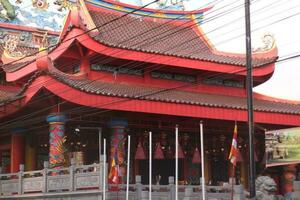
[
  {"x1": 165, "y1": 146, "x2": 173, "y2": 159},
  {"x1": 134, "y1": 141, "x2": 146, "y2": 160},
  {"x1": 236, "y1": 150, "x2": 243, "y2": 163},
  {"x1": 154, "y1": 143, "x2": 164, "y2": 159},
  {"x1": 246, "y1": 149, "x2": 259, "y2": 162},
  {"x1": 177, "y1": 143, "x2": 185, "y2": 159},
  {"x1": 192, "y1": 147, "x2": 201, "y2": 163}
]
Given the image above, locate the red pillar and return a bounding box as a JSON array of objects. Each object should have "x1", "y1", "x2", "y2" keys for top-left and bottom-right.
[
  {"x1": 10, "y1": 131, "x2": 25, "y2": 173},
  {"x1": 108, "y1": 119, "x2": 128, "y2": 184},
  {"x1": 46, "y1": 113, "x2": 67, "y2": 169}
]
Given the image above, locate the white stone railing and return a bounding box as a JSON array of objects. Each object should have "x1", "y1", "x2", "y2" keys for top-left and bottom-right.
[
  {"x1": 0, "y1": 161, "x2": 104, "y2": 197},
  {"x1": 108, "y1": 176, "x2": 234, "y2": 200},
  {"x1": 0, "y1": 162, "x2": 247, "y2": 200}
]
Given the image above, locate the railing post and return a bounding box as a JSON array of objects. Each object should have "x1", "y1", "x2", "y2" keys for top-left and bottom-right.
[
  {"x1": 136, "y1": 175, "x2": 142, "y2": 199},
  {"x1": 42, "y1": 161, "x2": 49, "y2": 193},
  {"x1": 292, "y1": 181, "x2": 300, "y2": 199},
  {"x1": 105, "y1": 162, "x2": 108, "y2": 191},
  {"x1": 169, "y1": 176, "x2": 175, "y2": 200},
  {"x1": 183, "y1": 187, "x2": 193, "y2": 200},
  {"x1": 141, "y1": 191, "x2": 149, "y2": 200},
  {"x1": 18, "y1": 164, "x2": 24, "y2": 195},
  {"x1": 100, "y1": 155, "x2": 103, "y2": 191},
  {"x1": 69, "y1": 158, "x2": 75, "y2": 192},
  {"x1": 233, "y1": 185, "x2": 245, "y2": 200}
]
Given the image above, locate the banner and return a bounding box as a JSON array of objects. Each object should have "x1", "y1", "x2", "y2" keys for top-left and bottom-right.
[{"x1": 265, "y1": 127, "x2": 300, "y2": 167}]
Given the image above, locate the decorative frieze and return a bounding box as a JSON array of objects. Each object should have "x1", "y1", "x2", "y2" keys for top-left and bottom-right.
[
  {"x1": 91, "y1": 64, "x2": 143, "y2": 76},
  {"x1": 151, "y1": 71, "x2": 196, "y2": 83},
  {"x1": 203, "y1": 78, "x2": 244, "y2": 88}
]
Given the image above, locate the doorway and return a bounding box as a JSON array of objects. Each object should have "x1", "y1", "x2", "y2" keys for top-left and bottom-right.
[{"x1": 139, "y1": 159, "x2": 183, "y2": 185}]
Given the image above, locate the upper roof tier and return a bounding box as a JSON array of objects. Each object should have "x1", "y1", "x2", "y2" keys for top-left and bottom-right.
[
  {"x1": 1, "y1": 0, "x2": 278, "y2": 82},
  {"x1": 85, "y1": 0, "x2": 278, "y2": 67}
]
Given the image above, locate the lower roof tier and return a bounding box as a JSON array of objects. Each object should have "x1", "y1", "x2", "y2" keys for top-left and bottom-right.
[{"x1": 1, "y1": 68, "x2": 299, "y2": 126}]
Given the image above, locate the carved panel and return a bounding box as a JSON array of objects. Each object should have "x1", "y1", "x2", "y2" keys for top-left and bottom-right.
[
  {"x1": 151, "y1": 71, "x2": 196, "y2": 83},
  {"x1": 75, "y1": 173, "x2": 100, "y2": 189},
  {"x1": 23, "y1": 177, "x2": 43, "y2": 192},
  {"x1": 1, "y1": 180, "x2": 18, "y2": 194},
  {"x1": 48, "y1": 175, "x2": 70, "y2": 191}
]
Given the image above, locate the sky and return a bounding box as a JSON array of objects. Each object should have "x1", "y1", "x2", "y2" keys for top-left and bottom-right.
[{"x1": 120, "y1": 0, "x2": 300, "y2": 101}]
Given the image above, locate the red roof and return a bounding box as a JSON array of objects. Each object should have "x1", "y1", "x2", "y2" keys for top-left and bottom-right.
[
  {"x1": 0, "y1": 88, "x2": 23, "y2": 104},
  {"x1": 88, "y1": 10, "x2": 277, "y2": 67},
  {"x1": 49, "y1": 70, "x2": 300, "y2": 115}
]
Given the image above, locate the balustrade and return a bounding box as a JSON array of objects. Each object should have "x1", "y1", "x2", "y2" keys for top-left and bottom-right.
[
  {"x1": 0, "y1": 162, "x2": 241, "y2": 200},
  {"x1": 0, "y1": 161, "x2": 104, "y2": 197}
]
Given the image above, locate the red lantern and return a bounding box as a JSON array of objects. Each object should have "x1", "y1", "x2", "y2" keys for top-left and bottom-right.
[
  {"x1": 154, "y1": 143, "x2": 164, "y2": 159},
  {"x1": 192, "y1": 147, "x2": 201, "y2": 163},
  {"x1": 236, "y1": 150, "x2": 243, "y2": 163},
  {"x1": 178, "y1": 143, "x2": 185, "y2": 159},
  {"x1": 134, "y1": 141, "x2": 146, "y2": 160},
  {"x1": 246, "y1": 149, "x2": 259, "y2": 162}
]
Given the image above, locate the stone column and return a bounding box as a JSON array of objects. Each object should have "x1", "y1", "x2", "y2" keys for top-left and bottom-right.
[
  {"x1": 25, "y1": 134, "x2": 37, "y2": 171},
  {"x1": 108, "y1": 119, "x2": 128, "y2": 184},
  {"x1": 46, "y1": 113, "x2": 67, "y2": 169},
  {"x1": 10, "y1": 129, "x2": 25, "y2": 173}
]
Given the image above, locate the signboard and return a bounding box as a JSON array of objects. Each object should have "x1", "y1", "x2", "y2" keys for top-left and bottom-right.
[{"x1": 265, "y1": 127, "x2": 300, "y2": 167}]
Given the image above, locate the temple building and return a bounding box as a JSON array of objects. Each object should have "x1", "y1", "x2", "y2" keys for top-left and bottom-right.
[{"x1": 0, "y1": 0, "x2": 299, "y2": 197}]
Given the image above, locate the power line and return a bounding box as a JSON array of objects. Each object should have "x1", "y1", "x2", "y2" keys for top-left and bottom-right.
[
  {"x1": 0, "y1": 0, "x2": 298, "y2": 130},
  {"x1": 0, "y1": 0, "x2": 242, "y2": 107},
  {"x1": 0, "y1": 0, "x2": 288, "y2": 128}
]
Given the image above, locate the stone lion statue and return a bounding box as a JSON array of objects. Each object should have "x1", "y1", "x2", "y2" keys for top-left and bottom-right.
[{"x1": 255, "y1": 176, "x2": 278, "y2": 200}]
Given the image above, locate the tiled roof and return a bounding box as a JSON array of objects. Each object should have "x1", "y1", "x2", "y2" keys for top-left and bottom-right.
[
  {"x1": 50, "y1": 71, "x2": 300, "y2": 115},
  {"x1": 0, "y1": 44, "x2": 38, "y2": 73},
  {"x1": 89, "y1": 11, "x2": 277, "y2": 67},
  {"x1": 0, "y1": 88, "x2": 22, "y2": 104},
  {"x1": 2, "y1": 60, "x2": 34, "y2": 73},
  {"x1": 0, "y1": 72, "x2": 39, "y2": 105}
]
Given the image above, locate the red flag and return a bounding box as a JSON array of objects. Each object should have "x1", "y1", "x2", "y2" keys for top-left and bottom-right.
[
  {"x1": 229, "y1": 124, "x2": 238, "y2": 166},
  {"x1": 108, "y1": 157, "x2": 119, "y2": 184}
]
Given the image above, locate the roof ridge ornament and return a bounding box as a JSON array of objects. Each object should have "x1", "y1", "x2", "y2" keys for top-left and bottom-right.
[
  {"x1": 4, "y1": 34, "x2": 25, "y2": 58},
  {"x1": 41, "y1": 31, "x2": 49, "y2": 49},
  {"x1": 253, "y1": 33, "x2": 276, "y2": 53},
  {"x1": 158, "y1": 0, "x2": 185, "y2": 10},
  {"x1": 54, "y1": 0, "x2": 75, "y2": 11}
]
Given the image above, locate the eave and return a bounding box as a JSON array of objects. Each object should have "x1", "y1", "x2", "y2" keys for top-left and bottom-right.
[
  {"x1": 4, "y1": 0, "x2": 277, "y2": 82},
  {"x1": 5, "y1": 26, "x2": 277, "y2": 82},
  {"x1": 41, "y1": 75, "x2": 300, "y2": 126}
]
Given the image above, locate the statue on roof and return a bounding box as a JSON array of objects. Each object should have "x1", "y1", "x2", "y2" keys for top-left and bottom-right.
[
  {"x1": 32, "y1": 0, "x2": 49, "y2": 10},
  {"x1": 53, "y1": 0, "x2": 75, "y2": 11},
  {"x1": 0, "y1": 0, "x2": 16, "y2": 20},
  {"x1": 253, "y1": 33, "x2": 276, "y2": 53},
  {"x1": 157, "y1": 0, "x2": 185, "y2": 10}
]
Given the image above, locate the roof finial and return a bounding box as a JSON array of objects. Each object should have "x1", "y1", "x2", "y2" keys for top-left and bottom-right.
[
  {"x1": 253, "y1": 33, "x2": 276, "y2": 52},
  {"x1": 40, "y1": 31, "x2": 49, "y2": 50}
]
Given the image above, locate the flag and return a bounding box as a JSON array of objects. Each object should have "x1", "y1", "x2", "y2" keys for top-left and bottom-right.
[
  {"x1": 108, "y1": 157, "x2": 119, "y2": 184},
  {"x1": 229, "y1": 123, "x2": 238, "y2": 166}
]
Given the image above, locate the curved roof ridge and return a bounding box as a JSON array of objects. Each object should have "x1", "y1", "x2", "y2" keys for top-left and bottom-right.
[
  {"x1": 254, "y1": 92, "x2": 300, "y2": 105},
  {"x1": 45, "y1": 71, "x2": 300, "y2": 115},
  {"x1": 210, "y1": 33, "x2": 278, "y2": 63},
  {"x1": 85, "y1": 0, "x2": 211, "y2": 20}
]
